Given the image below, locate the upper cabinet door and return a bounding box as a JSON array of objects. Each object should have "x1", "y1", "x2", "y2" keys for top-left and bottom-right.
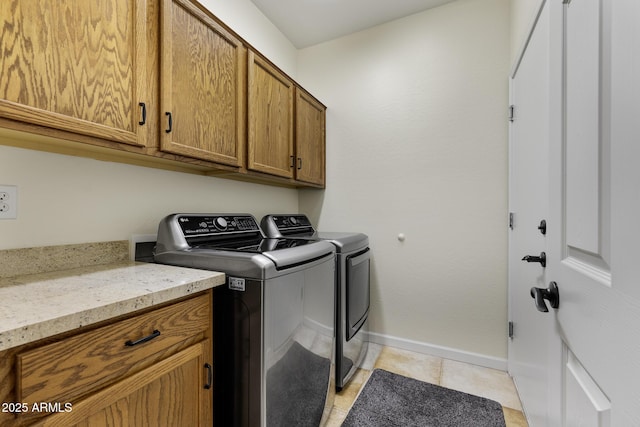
[
  {"x1": 295, "y1": 89, "x2": 326, "y2": 186},
  {"x1": 0, "y1": 0, "x2": 148, "y2": 146},
  {"x1": 247, "y1": 51, "x2": 295, "y2": 179},
  {"x1": 160, "y1": 0, "x2": 246, "y2": 167}
]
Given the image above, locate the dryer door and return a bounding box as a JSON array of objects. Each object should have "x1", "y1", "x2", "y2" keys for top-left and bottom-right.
[{"x1": 346, "y1": 247, "x2": 370, "y2": 341}]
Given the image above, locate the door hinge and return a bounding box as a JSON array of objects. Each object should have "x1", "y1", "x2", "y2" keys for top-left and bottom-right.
[
  {"x1": 509, "y1": 212, "x2": 514, "y2": 230},
  {"x1": 508, "y1": 105, "x2": 515, "y2": 122},
  {"x1": 508, "y1": 321, "x2": 514, "y2": 339}
]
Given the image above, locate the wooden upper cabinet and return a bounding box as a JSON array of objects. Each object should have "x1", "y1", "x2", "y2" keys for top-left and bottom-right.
[
  {"x1": 0, "y1": 0, "x2": 325, "y2": 187},
  {"x1": 0, "y1": 0, "x2": 148, "y2": 147},
  {"x1": 295, "y1": 89, "x2": 326, "y2": 186},
  {"x1": 247, "y1": 51, "x2": 295, "y2": 179},
  {"x1": 160, "y1": 0, "x2": 246, "y2": 167}
]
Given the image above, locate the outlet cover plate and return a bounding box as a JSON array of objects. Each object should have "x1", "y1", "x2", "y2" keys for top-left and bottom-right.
[{"x1": 0, "y1": 185, "x2": 18, "y2": 219}]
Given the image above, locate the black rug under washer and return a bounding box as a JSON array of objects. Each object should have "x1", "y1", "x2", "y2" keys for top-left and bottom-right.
[
  {"x1": 342, "y1": 369, "x2": 506, "y2": 427},
  {"x1": 266, "y1": 342, "x2": 331, "y2": 426}
]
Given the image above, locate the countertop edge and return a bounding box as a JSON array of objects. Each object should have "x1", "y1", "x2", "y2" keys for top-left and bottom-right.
[{"x1": 0, "y1": 263, "x2": 225, "y2": 352}]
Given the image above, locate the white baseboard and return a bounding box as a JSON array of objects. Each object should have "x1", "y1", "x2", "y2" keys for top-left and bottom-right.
[{"x1": 367, "y1": 331, "x2": 508, "y2": 372}]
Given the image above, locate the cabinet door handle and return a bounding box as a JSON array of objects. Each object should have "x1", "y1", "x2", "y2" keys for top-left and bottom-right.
[
  {"x1": 297, "y1": 157, "x2": 302, "y2": 170},
  {"x1": 290, "y1": 155, "x2": 295, "y2": 168},
  {"x1": 165, "y1": 112, "x2": 173, "y2": 133},
  {"x1": 124, "y1": 329, "x2": 161, "y2": 347},
  {"x1": 204, "y1": 363, "x2": 213, "y2": 389},
  {"x1": 138, "y1": 102, "x2": 147, "y2": 126}
]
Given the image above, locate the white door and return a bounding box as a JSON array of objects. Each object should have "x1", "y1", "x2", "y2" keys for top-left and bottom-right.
[
  {"x1": 507, "y1": 3, "x2": 552, "y2": 426},
  {"x1": 546, "y1": 0, "x2": 640, "y2": 425}
]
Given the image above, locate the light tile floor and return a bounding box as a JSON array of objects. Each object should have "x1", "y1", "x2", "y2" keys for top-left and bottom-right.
[{"x1": 326, "y1": 344, "x2": 528, "y2": 427}]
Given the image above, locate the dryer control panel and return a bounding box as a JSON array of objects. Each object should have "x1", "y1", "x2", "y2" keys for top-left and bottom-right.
[
  {"x1": 261, "y1": 214, "x2": 315, "y2": 237},
  {"x1": 271, "y1": 215, "x2": 312, "y2": 229}
]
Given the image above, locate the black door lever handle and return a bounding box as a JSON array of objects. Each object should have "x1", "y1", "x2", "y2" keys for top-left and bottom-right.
[
  {"x1": 522, "y1": 252, "x2": 546, "y2": 267},
  {"x1": 530, "y1": 282, "x2": 559, "y2": 312}
]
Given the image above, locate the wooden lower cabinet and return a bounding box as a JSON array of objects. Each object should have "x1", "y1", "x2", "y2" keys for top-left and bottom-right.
[
  {"x1": 41, "y1": 343, "x2": 209, "y2": 427},
  {"x1": 0, "y1": 292, "x2": 213, "y2": 427}
]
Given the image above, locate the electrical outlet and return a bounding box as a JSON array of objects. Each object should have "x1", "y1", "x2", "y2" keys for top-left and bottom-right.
[{"x1": 0, "y1": 185, "x2": 17, "y2": 219}]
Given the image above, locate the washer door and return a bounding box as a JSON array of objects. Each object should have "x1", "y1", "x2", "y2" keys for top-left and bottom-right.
[{"x1": 346, "y1": 247, "x2": 370, "y2": 341}]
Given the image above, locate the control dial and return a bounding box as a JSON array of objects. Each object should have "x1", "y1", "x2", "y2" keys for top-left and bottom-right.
[
  {"x1": 214, "y1": 217, "x2": 228, "y2": 231},
  {"x1": 289, "y1": 216, "x2": 298, "y2": 225}
]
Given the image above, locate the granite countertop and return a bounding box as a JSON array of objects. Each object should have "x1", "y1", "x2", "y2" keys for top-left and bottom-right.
[{"x1": 0, "y1": 261, "x2": 225, "y2": 352}]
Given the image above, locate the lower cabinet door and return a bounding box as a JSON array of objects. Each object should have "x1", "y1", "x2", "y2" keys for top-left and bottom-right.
[{"x1": 37, "y1": 342, "x2": 211, "y2": 427}]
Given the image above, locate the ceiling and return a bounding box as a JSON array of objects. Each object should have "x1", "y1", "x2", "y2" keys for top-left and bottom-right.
[{"x1": 249, "y1": 0, "x2": 458, "y2": 48}]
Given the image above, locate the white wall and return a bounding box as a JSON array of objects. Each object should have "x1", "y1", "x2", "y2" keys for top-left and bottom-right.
[
  {"x1": 0, "y1": 145, "x2": 298, "y2": 250},
  {"x1": 298, "y1": 0, "x2": 511, "y2": 359},
  {"x1": 510, "y1": 0, "x2": 544, "y2": 64},
  {"x1": 199, "y1": 0, "x2": 298, "y2": 76},
  {"x1": 0, "y1": 0, "x2": 299, "y2": 251}
]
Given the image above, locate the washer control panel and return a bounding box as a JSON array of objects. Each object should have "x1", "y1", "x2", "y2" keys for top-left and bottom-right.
[{"x1": 178, "y1": 214, "x2": 259, "y2": 237}]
